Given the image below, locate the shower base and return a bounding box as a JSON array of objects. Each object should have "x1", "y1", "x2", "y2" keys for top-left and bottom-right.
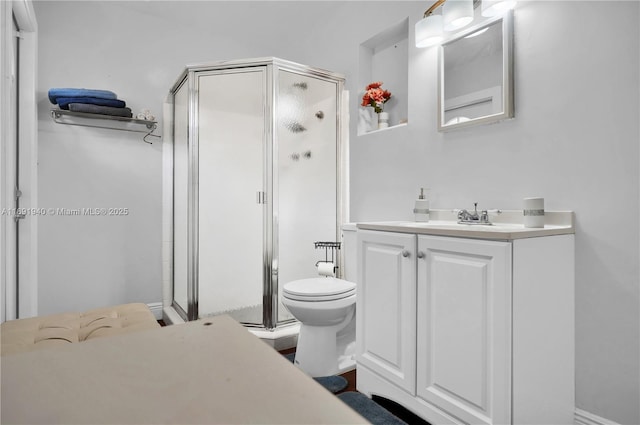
[
  {"x1": 163, "y1": 305, "x2": 299, "y2": 351},
  {"x1": 201, "y1": 303, "x2": 294, "y2": 326}
]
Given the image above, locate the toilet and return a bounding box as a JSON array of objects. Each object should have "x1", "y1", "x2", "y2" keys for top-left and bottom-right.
[{"x1": 282, "y1": 225, "x2": 357, "y2": 377}]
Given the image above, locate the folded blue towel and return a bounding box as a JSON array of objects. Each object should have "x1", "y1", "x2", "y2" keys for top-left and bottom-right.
[
  {"x1": 56, "y1": 97, "x2": 126, "y2": 110},
  {"x1": 69, "y1": 103, "x2": 133, "y2": 118},
  {"x1": 48, "y1": 88, "x2": 118, "y2": 104}
]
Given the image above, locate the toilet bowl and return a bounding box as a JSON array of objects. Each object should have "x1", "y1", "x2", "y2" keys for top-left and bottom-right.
[
  {"x1": 282, "y1": 224, "x2": 358, "y2": 377},
  {"x1": 282, "y1": 277, "x2": 356, "y2": 377}
]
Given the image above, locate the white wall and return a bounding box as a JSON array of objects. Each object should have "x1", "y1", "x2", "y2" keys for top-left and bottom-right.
[
  {"x1": 33, "y1": 1, "x2": 638, "y2": 423},
  {"x1": 35, "y1": 0, "x2": 344, "y2": 316}
]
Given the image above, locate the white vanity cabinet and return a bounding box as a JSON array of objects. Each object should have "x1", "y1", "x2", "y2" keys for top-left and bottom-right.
[
  {"x1": 356, "y1": 226, "x2": 575, "y2": 425},
  {"x1": 416, "y1": 235, "x2": 511, "y2": 424},
  {"x1": 356, "y1": 231, "x2": 417, "y2": 394}
]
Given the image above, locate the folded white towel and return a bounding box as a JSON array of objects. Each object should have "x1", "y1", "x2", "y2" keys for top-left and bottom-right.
[{"x1": 136, "y1": 109, "x2": 155, "y2": 121}]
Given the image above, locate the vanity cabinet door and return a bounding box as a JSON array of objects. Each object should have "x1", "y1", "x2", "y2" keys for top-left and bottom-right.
[
  {"x1": 357, "y1": 230, "x2": 417, "y2": 394},
  {"x1": 416, "y1": 235, "x2": 512, "y2": 425}
]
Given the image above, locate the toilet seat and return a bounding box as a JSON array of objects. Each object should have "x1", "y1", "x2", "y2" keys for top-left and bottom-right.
[{"x1": 283, "y1": 278, "x2": 356, "y2": 302}]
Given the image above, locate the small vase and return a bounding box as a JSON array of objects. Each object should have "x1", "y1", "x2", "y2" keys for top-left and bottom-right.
[{"x1": 378, "y1": 112, "x2": 389, "y2": 129}]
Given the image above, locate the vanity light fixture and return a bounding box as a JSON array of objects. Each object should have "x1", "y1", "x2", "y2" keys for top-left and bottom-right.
[
  {"x1": 415, "y1": 10, "x2": 444, "y2": 47},
  {"x1": 415, "y1": 0, "x2": 516, "y2": 48}
]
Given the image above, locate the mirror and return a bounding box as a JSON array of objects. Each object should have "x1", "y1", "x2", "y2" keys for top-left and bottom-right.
[{"x1": 438, "y1": 11, "x2": 513, "y2": 132}]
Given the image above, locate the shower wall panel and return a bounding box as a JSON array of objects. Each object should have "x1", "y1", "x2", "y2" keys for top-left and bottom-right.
[{"x1": 276, "y1": 70, "x2": 339, "y2": 322}]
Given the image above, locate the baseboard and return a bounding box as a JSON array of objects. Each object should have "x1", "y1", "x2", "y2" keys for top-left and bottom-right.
[
  {"x1": 575, "y1": 408, "x2": 621, "y2": 425},
  {"x1": 147, "y1": 302, "x2": 163, "y2": 320}
]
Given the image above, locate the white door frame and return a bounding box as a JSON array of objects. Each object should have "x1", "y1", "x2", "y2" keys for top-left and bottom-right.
[{"x1": 0, "y1": 0, "x2": 38, "y2": 321}]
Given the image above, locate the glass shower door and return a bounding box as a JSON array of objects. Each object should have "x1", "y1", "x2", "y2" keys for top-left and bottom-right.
[{"x1": 196, "y1": 68, "x2": 266, "y2": 326}]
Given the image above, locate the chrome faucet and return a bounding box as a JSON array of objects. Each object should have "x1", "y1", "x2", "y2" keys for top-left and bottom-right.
[
  {"x1": 457, "y1": 203, "x2": 500, "y2": 225},
  {"x1": 458, "y1": 202, "x2": 480, "y2": 222}
]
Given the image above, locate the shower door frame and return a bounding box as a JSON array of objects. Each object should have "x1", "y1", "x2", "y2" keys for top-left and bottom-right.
[
  {"x1": 169, "y1": 58, "x2": 346, "y2": 330},
  {"x1": 171, "y1": 74, "x2": 190, "y2": 321},
  {"x1": 270, "y1": 63, "x2": 346, "y2": 328}
]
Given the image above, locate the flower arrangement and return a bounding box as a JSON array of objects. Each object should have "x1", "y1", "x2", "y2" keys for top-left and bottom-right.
[{"x1": 361, "y1": 82, "x2": 392, "y2": 114}]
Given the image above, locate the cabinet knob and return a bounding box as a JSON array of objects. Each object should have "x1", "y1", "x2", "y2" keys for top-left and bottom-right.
[
  {"x1": 417, "y1": 251, "x2": 425, "y2": 259},
  {"x1": 402, "y1": 250, "x2": 410, "y2": 258}
]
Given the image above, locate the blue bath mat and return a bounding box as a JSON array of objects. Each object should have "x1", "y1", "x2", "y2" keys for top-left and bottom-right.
[
  {"x1": 283, "y1": 353, "x2": 348, "y2": 394},
  {"x1": 314, "y1": 375, "x2": 349, "y2": 393},
  {"x1": 338, "y1": 392, "x2": 408, "y2": 425}
]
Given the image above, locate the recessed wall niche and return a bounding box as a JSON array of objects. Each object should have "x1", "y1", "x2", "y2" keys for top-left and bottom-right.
[{"x1": 358, "y1": 18, "x2": 409, "y2": 135}]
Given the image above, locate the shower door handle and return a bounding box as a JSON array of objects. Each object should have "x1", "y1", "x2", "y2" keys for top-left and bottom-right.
[{"x1": 256, "y1": 191, "x2": 266, "y2": 204}]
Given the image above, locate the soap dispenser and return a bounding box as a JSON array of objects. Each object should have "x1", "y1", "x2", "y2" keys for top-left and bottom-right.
[{"x1": 413, "y1": 188, "x2": 430, "y2": 222}]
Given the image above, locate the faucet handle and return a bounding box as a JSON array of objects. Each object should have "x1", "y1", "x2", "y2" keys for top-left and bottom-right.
[
  {"x1": 480, "y1": 209, "x2": 502, "y2": 224},
  {"x1": 456, "y1": 209, "x2": 468, "y2": 220}
]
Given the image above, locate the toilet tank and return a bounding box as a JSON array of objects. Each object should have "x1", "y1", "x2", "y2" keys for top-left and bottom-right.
[{"x1": 341, "y1": 224, "x2": 357, "y2": 282}]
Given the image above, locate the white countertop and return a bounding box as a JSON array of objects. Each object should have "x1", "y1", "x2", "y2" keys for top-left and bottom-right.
[{"x1": 356, "y1": 210, "x2": 574, "y2": 241}]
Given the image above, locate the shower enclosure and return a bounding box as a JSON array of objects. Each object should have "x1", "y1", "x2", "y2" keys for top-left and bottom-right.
[{"x1": 169, "y1": 58, "x2": 346, "y2": 329}]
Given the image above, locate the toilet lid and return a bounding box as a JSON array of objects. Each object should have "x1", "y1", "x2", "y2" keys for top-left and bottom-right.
[{"x1": 283, "y1": 278, "x2": 356, "y2": 302}]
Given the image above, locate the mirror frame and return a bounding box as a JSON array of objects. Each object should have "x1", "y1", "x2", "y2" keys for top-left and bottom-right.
[{"x1": 437, "y1": 10, "x2": 514, "y2": 132}]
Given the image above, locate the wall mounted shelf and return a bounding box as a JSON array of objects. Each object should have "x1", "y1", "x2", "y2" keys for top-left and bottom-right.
[
  {"x1": 362, "y1": 122, "x2": 408, "y2": 136},
  {"x1": 358, "y1": 18, "x2": 409, "y2": 136},
  {"x1": 50, "y1": 109, "x2": 160, "y2": 144}
]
